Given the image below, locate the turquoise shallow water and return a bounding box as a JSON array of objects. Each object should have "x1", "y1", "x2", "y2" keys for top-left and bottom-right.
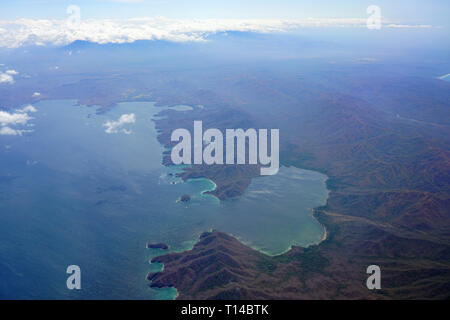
[{"x1": 0, "y1": 100, "x2": 328, "y2": 299}]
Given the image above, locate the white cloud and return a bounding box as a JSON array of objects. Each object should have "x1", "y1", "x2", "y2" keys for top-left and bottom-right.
[
  {"x1": 0, "y1": 126, "x2": 31, "y2": 136},
  {"x1": 103, "y1": 113, "x2": 136, "y2": 134},
  {"x1": 0, "y1": 126, "x2": 20, "y2": 135},
  {"x1": 357, "y1": 57, "x2": 378, "y2": 63},
  {"x1": 32, "y1": 92, "x2": 41, "y2": 97},
  {"x1": 0, "y1": 72, "x2": 14, "y2": 83},
  {"x1": 16, "y1": 105, "x2": 37, "y2": 113},
  {"x1": 0, "y1": 105, "x2": 36, "y2": 136},
  {"x1": 0, "y1": 17, "x2": 434, "y2": 48},
  {"x1": 0, "y1": 110, "x2": 32, "y2": 126},
  {"x1": 386, "y1": 24, "x2": 432, "y2": 29},
  {"x1": 0, "y1": 68, "x2": 18, "y2": 83}
]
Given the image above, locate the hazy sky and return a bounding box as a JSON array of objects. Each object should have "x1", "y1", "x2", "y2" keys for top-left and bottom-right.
[{"x1": 0, "y1": 0, "x2": 448, "y2": 28}]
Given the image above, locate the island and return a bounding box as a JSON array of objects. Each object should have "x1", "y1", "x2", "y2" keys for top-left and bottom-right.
[
  {"x1": 179, "y1": 194, "x2": 191, "y2": 202},
  {"x1": 147, "y1": 242, "x2": 170, "y2": 250}
]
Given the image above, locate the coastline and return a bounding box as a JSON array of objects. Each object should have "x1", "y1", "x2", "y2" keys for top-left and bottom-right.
[
  {"x1": 149, "y1": 103, "x2": 331, "y2": 298},
  {"x1": 146, "y1": 170, "x2": 331, "y2": 298},
  {"x1": 148, "y1": 164, "x2": 330, "y2": 257}
]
